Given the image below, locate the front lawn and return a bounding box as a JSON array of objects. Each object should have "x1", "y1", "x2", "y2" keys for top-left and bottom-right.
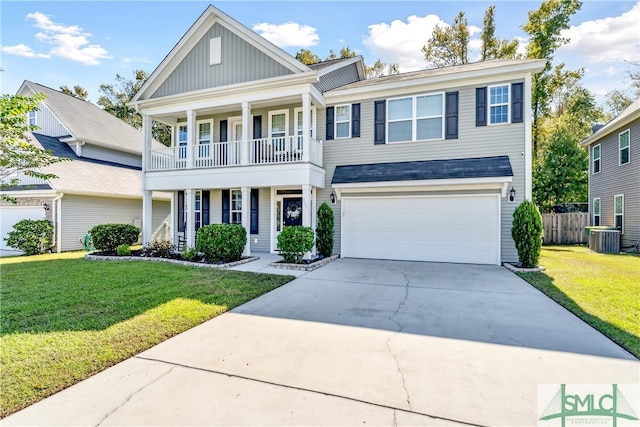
[
  {"x1": 517, "y1": 245, "x2": 639, "y2": 358},
  {"x1": 0, "y1": 252, "x2": 294, "y2": 417}
]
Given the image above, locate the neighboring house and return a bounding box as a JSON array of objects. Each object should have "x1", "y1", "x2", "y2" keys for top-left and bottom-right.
[
  {"x1": 129, "y1": 5, "x2": 545, "y2": 265},
  {"x1": 0, "y1": 81, "x2": 171, "y2": 253},
  {"x1": 579, "y1": 98, "x2": 640, "y2": 249}
]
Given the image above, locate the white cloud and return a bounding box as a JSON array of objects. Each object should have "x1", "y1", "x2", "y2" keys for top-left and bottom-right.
[
  {"x1": 7, "y1": 11, "x2": 112, "y2": 65},
  {"x1": 253, "y1": 22, "x2": 319, "y2": 47},
  {"x1": 559, "y1": 2, "x2": 640, "y2": 63}
]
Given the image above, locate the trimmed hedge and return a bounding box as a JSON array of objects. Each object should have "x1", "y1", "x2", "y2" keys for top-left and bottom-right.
[
  {"x1": 316, "y1": 202, "x2": 334, "y2": 257},
  {"x1": 277, "y1": 226, "x2": 314, "y2": 264},
  {"x1": 511, "y1": 200, "x2": 543, "y2": 268},
  {"x1": 196, "y1": 224, "x2": 246, "y2": 263},
  {"x1": 4, "y1": 219, "x2": 53, "y2": 255},
  {"x1": 89, "y1": 224, "x2": 139, "y2": 252}
]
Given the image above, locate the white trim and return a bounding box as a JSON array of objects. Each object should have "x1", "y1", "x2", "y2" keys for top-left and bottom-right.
[
  {"x1": 619, "y1": 129, "x2": 630, "y2": 166},
  {"x1": 294, "y1": 106, "x2": 316, "y2": 138},
  {"x1": 524, "y1": 72, "x2": 532, "y2": 200},
  {"x1": 592, "y1": 144, "x2": 601, "y2": 174},
  {"x1": 334, "y1": 104, "x2": 351, "y2": 139},
  {"x1": 268, "y1": 109, "x2": 290, "y2": 138},
  {"x1": 614, "y1": 194, "x2": 624, "y2": 234},
  {"x1": 592, "y1": 197, "x2": 601, "y2": 226},
  {"x1": 488, "y1": 83, "x2": 510, "y2": 125},
  {"x1": 315, "y1": 56, "x2": 365, "y2": 79},
  {"x1": 580, "y1": 99, "x2": 640, "y2": 147},
  {"x1": 386, "y1": 92, "x2": 444, "y2": 143}
]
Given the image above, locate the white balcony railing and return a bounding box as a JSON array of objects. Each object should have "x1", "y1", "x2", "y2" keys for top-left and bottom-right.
[{"x1": 147, "y1": 136, "x2": 322, "y2": 172}]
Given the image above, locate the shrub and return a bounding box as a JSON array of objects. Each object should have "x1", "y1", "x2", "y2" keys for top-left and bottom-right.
[
  {"x1": 5, "y1": 219, "x2": 53, "y2": 255},
  {"x1": 277, "y1": 226, "x2": 314, "y2": 264},
  {"x1": 116, "y1": 244, "x2": 131, "y2": 256},
  {"x1": 511, "y1": 200, "x2": 543, "y2": 268},
  {"x1": 181, "y1": 246, "x2": 198, "y2": 261},
  {"x1": 143, "y1": 240, "x2": 174, "y2": 258},
  {"x1": 196, "y1": 224, "x2": 246, "y2": 263},
  {"x1": 316, "y1": 202, "x2": 334, "y2": 258},
  {"x1": 90, "y1": 224, "x2": 139, "y2": 252}
]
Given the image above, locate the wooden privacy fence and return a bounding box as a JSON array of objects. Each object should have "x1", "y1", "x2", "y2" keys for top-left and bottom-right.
[{"x1": 542, "y1": 212, "x2": 589, "y2": 244}]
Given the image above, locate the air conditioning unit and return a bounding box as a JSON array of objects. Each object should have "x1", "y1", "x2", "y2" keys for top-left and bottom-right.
[{"x1": 589, "y1": 229, "x2": 620, "y2": 253}]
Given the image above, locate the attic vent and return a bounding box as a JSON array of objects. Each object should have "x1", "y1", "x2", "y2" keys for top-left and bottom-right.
[{"x1": 210, "y1": 37, "x2": 221, "y2": 65}]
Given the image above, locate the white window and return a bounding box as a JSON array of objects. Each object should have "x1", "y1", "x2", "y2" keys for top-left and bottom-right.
[
  {"x1": 195, "y1": 190, "x2": 202, "y2": 230},
  {"x1": 387, "y1": 93, "x2": 444, "y2": 143},
  {"x1": 269, "y1": 110, "x2": 289, "y2": 152},
  {"x1": 592, "y1": 144, "x2": 601, "y2": 174},
  {"x1": 177, "y1": 124, "x2": 188, "y2": 159},
  {"x1": 28, "y1": 110, "x2": 36, "y2": 126},
  {"x1": 210, "y1": 37, "x2": 221, "y2": 65},
  {"x1": 489, "y1": 84, "x2": 509, "y2": 124},
  {"x1": 231, "y1": 189, "x2": 242, "y2": 224},
  {"x1": 593, "y1": 198, "x2": 600, "y2": 226},
  {"x1": 198, "y1": 120, "x2": 212, "y2": 158},
  {"x1": 294, "y1": 107, "x2": 316, "y2": 149},
  {"x1": 335, "y1": 105, "x2": 351, "y2": 139},
  {"x1": 619, "y1": 130, "x2": 630, "y2": 165},
  {"x1": 614, "y1": 194, "x2": 624, "y2": 233}
]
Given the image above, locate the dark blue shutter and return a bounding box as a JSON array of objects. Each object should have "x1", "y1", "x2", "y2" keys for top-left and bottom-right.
[
  {"x1": 221, "y1": 189, "x2": 230, "y2": 224},
  {"x1": 253, "y1": 116, "x2": 262, "y2": 139},
  {"x1": 511, "y1": 83, "x2": 524, "y2": 124},
  {"x1": 177, "y1": 191, "x2": 185, "y2": 232},
  {"x1": 445, "y1": 92, "x2": 459, "y2": 139},
  {"x1": 220, "y1": 120, "x2": 228, "y2": 142},
  {"x1": 374, "y1": 100, "x2": 385, "y2": 145},
  {"x1": 202, "y1": 190, "x2": 210, "y2": 226},
  {"x1": 250, "y1": 189, "x2": 259, "y2": 234},
  {"x1": 351, "y1": 103, "x2": 360, "y2": 137},
  {"x1": 476, "y1": 87, "x2": 487, "y2": 127},
  {"x1": 326, "y1": 107, "x2": 334, "y2": 140}
]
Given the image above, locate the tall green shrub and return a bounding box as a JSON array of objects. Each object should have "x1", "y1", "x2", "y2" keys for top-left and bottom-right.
[
  {"x1": 277, "y1": 226, "x2": 314, "y2": 264},
  {"x1": 511, "y1": 200, "x2": 543, "y2": 268},
  {"x1": 196, "y1": 223, "x2": 246, "y2": 263},
  {"x1": 5, "y1": 219, "x2": 53, "y2": 255},
  {"x1": 90, "y1": 224, "x2": 140, "y2": 252},
  {"x1": 316, "y1": 202, "x2": 334, "y2": 257}
]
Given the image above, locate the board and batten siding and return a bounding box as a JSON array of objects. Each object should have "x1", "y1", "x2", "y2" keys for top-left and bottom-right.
[
  {"x1": 589, "y1": 118, "x2": 640, "y2": 248},
  {"x1": 317, "y1": 79, "x2": 526, "y2": 262},
  {"x1": 152, "y1": 23, "x2": 294, "y2": 99},
  {"x1": 35, "y1": 102, "x2": 70, "y2": 137},
  {"x1": 315, "y1": 64, "x2": 361, "y2": 92},
  {"x1": 59, "y1": 195, "x2": 170, "y2": 251},
  {"x1": 81, "y1": 144, "x2": 142, "y2": 168}
]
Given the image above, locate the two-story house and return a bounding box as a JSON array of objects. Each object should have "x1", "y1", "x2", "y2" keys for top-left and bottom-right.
[
  {"x1": 130, "y1": 5, "x2": 545, "y2": 265},
  {"x1": 0, "y1": 81, "x2": 171, "y2": 253},
  {"x1": 580, "y1": 98, "x2": 639, "y2": 249}
]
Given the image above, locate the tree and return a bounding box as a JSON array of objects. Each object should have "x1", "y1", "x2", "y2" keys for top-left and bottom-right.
[
  {"x1": 325, "y1": 46, "x2": 356, "y2": 61},
  {"x1": 522, "y1": 0, "x2": 582, "y2": 153},
  {"x1": 59, "y1": 85, "x2": 89, "y2": 101},
  {"x1": 422, "y1": 11, "x2": 470, "y2": 68},
  {"x1": 0, "y1": 94, "x2": 67, "y2": 202},
  {"x1": 480, "y1": 6, "x2": 520, "y2": 61},
  {"x1": 604, "y1": 89, "x2": 633, "y2": 117},
  {"x1": 295, "y1": 49, "x2": 321, "y2": 65},
  {"x1": 511, "y1": 200, "x2": 543, "y2": 268},
  {"x1": 98, "y1": 70, "x2": 171, "y2": 146}
]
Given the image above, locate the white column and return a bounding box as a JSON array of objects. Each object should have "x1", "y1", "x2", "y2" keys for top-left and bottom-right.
[
  {"x1": 241, "y1": 186, "x2": 251, "y2": 256},
  {"x1": 185, "y1": 188, "x2": 195, "y2": 248},
  {"x1": 302, "y1": 93, "x2": 311, "y2": 162},
  {"x1": 186, "y1": 110, "x2": 196, "y2": 169},
  {"x1": 142, "y1": 190, "x2": 153, "y2": 246},
  {"x1": 302, "y1": 185, "x2": 312, "y2": 228},
  {"x1": 142, "y1": 114, "x2": 152, "y2": 172},
  {"x1": 311, "y1": 187, "x2": 317, "y2": 256},
  {"x1": 241, "y1": 102, "x2": 250, "y2": 165},
  {"x1": 170, "y1": 192, "x2": 176, "y2": 244}
]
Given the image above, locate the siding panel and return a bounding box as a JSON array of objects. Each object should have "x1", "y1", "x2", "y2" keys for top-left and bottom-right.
[
  {"x1": 81, "y1": 144, "x2": 142, "y2": 168},
  {"x1": 35, "y1": 102, "x2": 69, "y2": 137}
]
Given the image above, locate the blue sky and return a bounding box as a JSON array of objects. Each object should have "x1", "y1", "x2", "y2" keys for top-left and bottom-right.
[{"x1": 1, "y1": 1, "x2": 639, "y2": 109}]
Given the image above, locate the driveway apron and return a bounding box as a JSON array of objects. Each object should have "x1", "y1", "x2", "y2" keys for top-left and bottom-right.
[{"x1": 3, "y1": 258, "x2": 638, "y2": 426}]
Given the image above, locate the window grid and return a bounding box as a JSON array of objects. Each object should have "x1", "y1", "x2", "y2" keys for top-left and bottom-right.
[
  {"x1": 335, "y1": 105, "x2": 351, "y2": 139},
  {"x1": 593, "y1": 198, "x2": 600, "y2": 226},
  {"x1": 231, "y1": 189, "x2": 242, "y2": 225},
  {"x1": 178, "y1": 125, "x2": 188, "y2": 159},
  {"x1": 489, "y1": 85, "x2": 509, "y2": 124},
  {"x1": 614, "y1": 194, "x2": 624, "y2": 234},
  {"x1": 28, "y1": 111, "x2": 36, "y2": 126},
  {"x1": 593, "y1": 144, "x2": 601, "y2": 174},
  {"x1": 194, "y1": 190, "x2": 202, "y2": 231},
  {"x1": 387, "y1": 93, "x2": 444, "y2": 143},
  {"x1": 619, "y1": 130, "x2": 630, "y2": 165}
]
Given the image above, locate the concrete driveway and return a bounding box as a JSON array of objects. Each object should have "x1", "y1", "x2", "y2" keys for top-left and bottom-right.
[{"x1": 3, "y1": 258, "x2": 638, "y2": 426}]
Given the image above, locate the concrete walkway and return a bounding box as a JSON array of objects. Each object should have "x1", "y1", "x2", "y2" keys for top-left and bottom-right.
[{"x1": 3, "y1": 257, "x2": 638, "y2": 426}]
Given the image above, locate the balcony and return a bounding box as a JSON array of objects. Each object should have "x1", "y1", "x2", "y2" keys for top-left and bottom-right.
[{"x1": 147, "y1": 136, "x2": 323, "y2": 172}]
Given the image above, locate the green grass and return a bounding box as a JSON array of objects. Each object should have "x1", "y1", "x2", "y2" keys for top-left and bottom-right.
[
  {"x1": 517, "y1": 245, "x2": 640, "y2": 358},
  {"x1": 0, "y1": 252, "x2": 294, "y2": 417}
]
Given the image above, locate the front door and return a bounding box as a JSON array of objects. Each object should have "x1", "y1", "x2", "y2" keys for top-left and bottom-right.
[{"x1": 275, "y1": 196, "x2": 303, "y2": 249}]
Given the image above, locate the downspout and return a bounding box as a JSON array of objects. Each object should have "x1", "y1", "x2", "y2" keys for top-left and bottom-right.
[{"x1": 51, "y1": 192, "x2": 64, "y2": 253}]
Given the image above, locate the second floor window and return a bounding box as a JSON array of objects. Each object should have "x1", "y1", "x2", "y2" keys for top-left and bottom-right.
[
  {"x1": 387, "y1": 93, "x2": 444, "y2": 143},
  {"x1": 619, "y1": 130, "x2": 630, "y2": 165},
  {"x1": 489, "y1": 85, "x2": 509, "y2": 124},
  {"x1": 335, "y1": 105, "x2": 351, "y2": 138},
  {"x1": 28, "y1": 110, "x2": 36, "y2": 126},
  {"x1": 178, "y1": 125, "x2": 188, "y2": 159},
  {"x1": 592, "y1": 144, "x2": 601, "y2": 174}
]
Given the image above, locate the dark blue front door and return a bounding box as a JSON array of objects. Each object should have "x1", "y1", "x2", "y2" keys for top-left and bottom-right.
[{"x1": 283, "y1": 198, "x2": 303, "y2": 227}]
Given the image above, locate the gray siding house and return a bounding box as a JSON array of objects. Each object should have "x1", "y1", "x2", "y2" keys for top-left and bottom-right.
[
  {"x1": 580, "y1": 98, "x2": 640, "y2": 249},
  {"x1": 130, "y1": 5, "x2": 545, "y2": 265},
  {"x1": 0, "y1": 82, "x2": 171, "y2": 253}
]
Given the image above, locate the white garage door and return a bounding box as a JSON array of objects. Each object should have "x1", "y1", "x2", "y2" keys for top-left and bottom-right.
[
  {"x1": 341, "y1": 195, "x2": 500, "y2": 265},
  {"x1": 1, "y1": 207, "x2": 46, "y2": 250}
]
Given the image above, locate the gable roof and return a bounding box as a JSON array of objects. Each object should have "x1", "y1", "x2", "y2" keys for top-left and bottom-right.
[
  {"x1": 332, "y1": 156, "x2": 513, "y2": 184},
  {"x1": 18, "y1": 81, "x2": 163, "y2": 155},
  {"x1": 580, "y1": 98, "x2": 640, "y2": 147},
  {"x1": 309, "y1": 56, "x2": 365, "y2": 79},
  {"x1": 131, "y1": 4, "x2": 314, "y2": 103}
]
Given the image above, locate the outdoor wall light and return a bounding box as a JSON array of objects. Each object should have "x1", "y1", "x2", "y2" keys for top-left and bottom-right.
[
  {"x1": 43, "y1": 203, "x2": 50, "y2": 211},
  {"x1": 509, "y1": 187, "x2": 516, "y2": 202},
  {"x1": 330, "y1": 192, "x2": 336, "y2": 204}
]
